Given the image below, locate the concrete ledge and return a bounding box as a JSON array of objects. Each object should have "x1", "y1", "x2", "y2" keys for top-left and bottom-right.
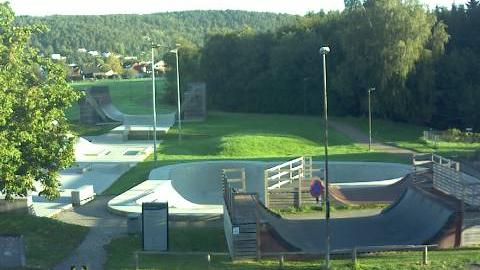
[{"x1": 71, "y1": 185, "x2": 95, "y2": 206}]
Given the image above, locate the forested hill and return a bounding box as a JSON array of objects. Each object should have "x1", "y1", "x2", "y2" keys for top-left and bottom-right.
[{"x1": 15, "y1": 10, "x2": 297, "y2": 57}]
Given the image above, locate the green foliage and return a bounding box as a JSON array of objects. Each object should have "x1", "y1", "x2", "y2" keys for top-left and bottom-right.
[
  {"x1": 163, "y1": 40, "x2": 202, "y2": 105},
  {"x1": 340, "y1": 116, "x2": 480, "y2": 156},
  {"x1": 201, "y1": 1, "x2": 449, "y2": 125},
  {"x1": 0, "y1": 3, "x2": 81, "y2": 199},
  {"x1": 105, "y1": 55, "x2": 123, "y2": 73},
  {"x1": 70, "y1": 78, "x2": 173, "y2": 115},
  {"x1": 14, "y1": 10, "x2": 296, "y2": 58}
]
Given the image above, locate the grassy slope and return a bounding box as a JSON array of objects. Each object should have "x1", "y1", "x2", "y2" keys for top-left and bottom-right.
[
  {"x1": 340, "y1": 116, "x2": 480, "y2": 156},
  {"x1": 106, "y1": 228, "x2": 480, "y2": 270},
  {"x1": 67, "y1": 78, "x2": 174, "y2": 121},
  {"x1": 103, "y1": 112, "x2": 409, "y2": 195},
  {"x1": 67, "y1": 78, "x2": 175, "y2": 136},
  {"x1": 0, "y1": 213, "x2": 88, "y2": 269}
]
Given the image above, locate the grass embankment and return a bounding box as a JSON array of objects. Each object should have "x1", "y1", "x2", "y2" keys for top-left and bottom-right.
[
  {"x1": 273, "y1": 203, "x2": 388, "y2": 215},
  {"x1": 340, "y1": 117, "x2": 480, "y2": 157},
  {"x1": 106, "y1": 227, "x2": 480, "y2": 270},
  {"x1": 67, "y1": 78, "x2": 174, "y2": 136},
  {"x1": 0, "y1": 213, "x2": 88, "y2": 269},
  {"x1": 103, "y1": 112, "x2": 409, "y2": 195},
  {"x1": 67, "y1": 78, "x2": 174, "y2": 121}
]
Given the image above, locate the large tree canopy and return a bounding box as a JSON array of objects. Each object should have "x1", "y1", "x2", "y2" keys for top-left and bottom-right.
[
  {"x1": 201, "y1": 0, "x2": 448, "y2": 121},
  {"x1": 0, "y1": 3, "x2": 80, "y2": 199}
]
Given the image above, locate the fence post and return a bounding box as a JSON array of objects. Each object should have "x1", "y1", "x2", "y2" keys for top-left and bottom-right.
[
  {"x1": 279, "y1": 255, "x2": 285, "y2": 269},
  {"x1": 422, "y1": 246, "x2": 428, "y2": 265},
  {"x1": 264, "y1": 171, "x2": 269, "y2": 208},
  {"x1": 298, "y1": 175, "x2": 302, "y2": 208},
  {"x1": 135, "y1": 252, "x2": 139, "y2": 270},
  {"x1": 352, "y1": 247, "x2": 358, "y2": 265},
  {"x1": 207, "y1": 252, "x2": 211, "y2": 269}
]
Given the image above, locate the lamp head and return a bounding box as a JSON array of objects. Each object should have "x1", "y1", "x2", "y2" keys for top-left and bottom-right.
[
  {"x1": 368, "y1": 87, "x2": 376, "y2": 92},
  {"x1": 319, "y1": 46, "x2": 331, "y2": 55}
]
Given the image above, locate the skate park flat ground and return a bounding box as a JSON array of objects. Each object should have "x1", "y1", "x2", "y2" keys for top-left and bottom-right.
[
  {"x1": 108, "y1": 160, "x2": 411, "y2": 216},
  {"x1": 31, "y1": 134, "x2": 155, "y2": 217}
]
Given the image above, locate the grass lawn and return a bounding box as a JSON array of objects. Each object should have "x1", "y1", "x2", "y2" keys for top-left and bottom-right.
[
  {"x1": 102, "y1": 112, "x2": 410, "y2": 195},
  {"x1": 66, "y1": 78, "x2": 174, "y2": 135},
  {"x1": 0, "y1": 213, "x2": 88, "y2": 269},
  {"x1": 105, "y1": 227, "x2": 480, "y2": 270},
  {"x1": 339, "y1": 116, "x2": 480, "y2": 157},
  {"x1": 69, "y1": 78, "x2": 174, "y2": 118}
]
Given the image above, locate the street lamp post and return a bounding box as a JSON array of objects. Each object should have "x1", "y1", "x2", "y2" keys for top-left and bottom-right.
[
  {"x1": 170, "y1": 44, "x2": 182, "y2": 141},
  {"x1": 368, "y1": 87, "x2": 376, "y2": 151},
  {"x1": 319, "y1": 46, "x2": 331, "y2": 269}
]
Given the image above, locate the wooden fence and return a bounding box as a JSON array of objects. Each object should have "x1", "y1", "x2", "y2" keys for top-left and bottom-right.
[
  {"x1": 414, "y1": 153, "x2": 480, "y2": 207},
  {"x1": 264, "y1": 157, "x2": 318, "y2": 208}
]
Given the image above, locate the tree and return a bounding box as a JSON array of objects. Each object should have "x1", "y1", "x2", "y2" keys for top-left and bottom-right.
[
  {"x1": 0, "y1": 3, "x2": 80, "y2": 200},
  {"x1": 467, "y1": 0, "x2": 479, "y2": 10},
  {"x1": 105, "y1": 55, "x2": 124, "y2": 74}
]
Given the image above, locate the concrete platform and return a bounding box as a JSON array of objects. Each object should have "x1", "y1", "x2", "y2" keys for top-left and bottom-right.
[
  {"x1": 30, "y1": 135, "x2": 154, "y2": 217},
  {"x1": 108, "y1": 161, "x2": 411, "y2": 216}
]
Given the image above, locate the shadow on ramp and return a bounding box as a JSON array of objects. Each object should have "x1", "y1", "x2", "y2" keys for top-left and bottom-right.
[{"x1": 256, "y1": 186, "x2": 462, "y2": 253}]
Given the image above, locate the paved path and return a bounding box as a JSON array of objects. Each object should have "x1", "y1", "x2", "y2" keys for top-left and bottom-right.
[
  {"x1": 329, "y1": 120, "x2": 415, "y2": 154},
  {"x1": 53, "y1": 196, "x2": 126, "y2": 270}
]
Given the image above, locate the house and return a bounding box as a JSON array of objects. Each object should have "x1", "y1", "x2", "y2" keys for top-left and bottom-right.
[
  {"x1": 51, "y1": 53, "x2": 66, "y2": 60},
  {"x1": 102, "y1": 51, "x2": 111, "y2": 58},
  {"x1": 104, "y1": 69, "x2": 120, "y2": 79},
  {"x1": 88, "y1": 50, "x2": 99, "y2": 57},
  {"x1": 132, "y1": 62, "x2": 148, "y2": 74},
  {"x1": 67, "y1": 64, "x2": 84, "y2": 81},
  {"x1": 77, "y1": 48, "x2": 87, "y2": 53},
  {"x1": 154, "y1": 60, "x2": 167, "y2": 73}
]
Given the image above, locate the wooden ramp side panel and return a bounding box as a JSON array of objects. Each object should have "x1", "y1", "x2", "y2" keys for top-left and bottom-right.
[{"x1": 462, "y1": 211, "x2": 480, "y2": 247}]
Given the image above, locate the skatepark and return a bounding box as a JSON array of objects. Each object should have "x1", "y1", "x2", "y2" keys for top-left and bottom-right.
[
  {"x1": 23, "y1": 86, "x2": 480, "y2": 262},
  {"x1": 26, "y1": 86, "x2": 177, "y2": 217},
  {"x1": 2, "y1": 83, "x2": 479, "y2": 269},
  {"x1": 107, "y1": 160, "x2": 411, "y2": 216}
]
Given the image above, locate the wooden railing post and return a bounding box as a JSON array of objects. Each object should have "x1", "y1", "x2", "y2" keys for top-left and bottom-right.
[
  {"x1": 255, "y1": 194, "x2": 261, "y2": 260},
  {"x1": 298, "y1": 174, "x2": 302, "y2": 208},
  {"x1": 264, "y1": 171, "x2": 269, "y2": 208}
]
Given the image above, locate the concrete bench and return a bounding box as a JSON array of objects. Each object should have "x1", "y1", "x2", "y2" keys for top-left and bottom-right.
[{"x1": 71, "y1": 185, "x2": 95, "y2": 206}]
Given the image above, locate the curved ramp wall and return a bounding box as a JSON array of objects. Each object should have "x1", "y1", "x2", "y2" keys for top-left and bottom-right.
[
  {"x1": 108, "y1": 161, "x2": 411, "y2": 216},
  {"x1": 259, "y1": 187, "x2": 458, "y2": 252}
]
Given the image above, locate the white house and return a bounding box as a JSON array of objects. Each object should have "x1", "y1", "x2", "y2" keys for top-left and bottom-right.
[{"x1": 88, "y1": 50, "x2": 99, "y2": 57}]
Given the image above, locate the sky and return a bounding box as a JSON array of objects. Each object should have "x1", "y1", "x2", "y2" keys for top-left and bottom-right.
[{"x1": 3, "y1": 0, "x2": 468, "y2": 16}]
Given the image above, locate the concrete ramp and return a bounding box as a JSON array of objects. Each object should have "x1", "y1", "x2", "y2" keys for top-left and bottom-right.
[
  {"x1": 100, "y1": 103, "x2": 125, "y2": 122},
  {"x1": 258, "y1": 186, "x2": 460, "y2": 252},
  {"x1": 81, "y1": 86, "x2": 176, "y2": 134}
]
